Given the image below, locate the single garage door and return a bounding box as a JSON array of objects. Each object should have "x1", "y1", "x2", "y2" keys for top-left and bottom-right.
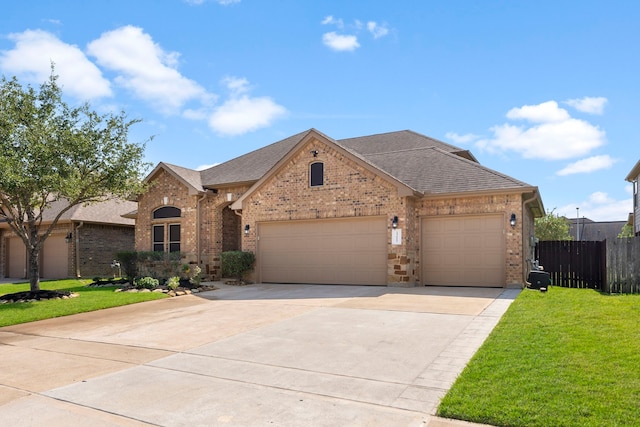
[
  {"x1": 421, "y1": 215, "x2": 504, "y2": 287},
  {"x1": 7, "y1": 237, "x2": 27, "y2": 279},
  {"x1": 258, "y1": 216, "x2": 387, "y2": 285},
  {"x1": 42, "y1": 235, "x2": 69, "y2": 278}
]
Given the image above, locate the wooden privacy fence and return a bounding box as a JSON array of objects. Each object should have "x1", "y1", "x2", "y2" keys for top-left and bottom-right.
[
  {"x1": 536, "y1": 240, "x2": 605, "y2": 290},
  {"x1": 605, "y1": 238, "x2": 640, "y2": 293},
  {"x1": 537, "y1": 238, "x2": 640, "y2": 293}
]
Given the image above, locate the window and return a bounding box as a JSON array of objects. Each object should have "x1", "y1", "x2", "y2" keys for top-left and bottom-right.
[
  {"x1": 153, "y1": 206, "x2": 181, "y2": 219},
  {"x1": 152, "y1": 207, "x2": 181, "y2": 252},
  {"x1": 153, "y1": 225, "x2": 165, "y2": 252},
  {"x1": 310, "y1": 162, "x2": 324, "y2": 187}
]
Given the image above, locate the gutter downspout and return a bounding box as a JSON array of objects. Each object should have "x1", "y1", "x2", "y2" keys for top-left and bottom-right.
[
  {"x1": 521, "y1": 191, "x2": 539, "y2": 286},
  {"x1": 74, "y1": 221, "x2": 84, "y2": 278}
]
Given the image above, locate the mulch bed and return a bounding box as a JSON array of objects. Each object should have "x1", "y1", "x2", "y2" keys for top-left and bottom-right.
[{"x1": 0, "y1": 290, "x2": 75, "y2": 303}]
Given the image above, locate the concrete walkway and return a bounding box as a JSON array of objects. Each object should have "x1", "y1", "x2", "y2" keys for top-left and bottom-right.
[{"x1": 0, "y1": 283, "x2": 517, "y2": 426}]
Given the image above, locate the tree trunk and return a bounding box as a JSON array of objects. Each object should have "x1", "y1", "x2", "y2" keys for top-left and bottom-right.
[{"x1": 28, "y1": 247, "x2": 41, "y2": 292}]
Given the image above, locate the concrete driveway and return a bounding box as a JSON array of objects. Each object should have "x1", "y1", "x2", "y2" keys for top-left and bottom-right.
[{"x1": 0, "y1": 283, "x2": 517, "y2": 426}]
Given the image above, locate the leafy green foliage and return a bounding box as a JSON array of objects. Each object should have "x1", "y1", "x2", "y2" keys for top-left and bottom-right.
[
  {"x1": 116, "y1": 251, "x2": 139, "y2": 278},
  {"x1": 618, "y1": 223, "x2": 634, "y2": 238},
  {"x1": 221, "y1": 251, "x2": 256, "y2": 281},
  {"x1": 438, "y1": 287, "x2": 640, "y2": 427},
  {"x1": 534, "y1": 209, "x2": 573, "y2": 241},
  {"x1": 0, "y1": 69, "x2": 150, "y2": 291},
  {"x1": 166, "y1": 276, "x2": 180, "y2": 291},
  {"x1": 134, "y1": 276, "x2": 159, "y2": 290}
]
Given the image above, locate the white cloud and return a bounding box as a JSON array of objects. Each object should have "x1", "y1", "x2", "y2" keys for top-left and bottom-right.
[
  {"x1": 565, "y1": 96, "x2": 607, "y2": 115},
  {"x1": 209, "y1": 95, "x2": 287, "y2": 136},
  {"x1": 558, "y1": 191, "x2": 632, "y2": 221},
  {"x1": 506, "y1": 100, "x2": 570, "y2": 123},
  {"x1": 445, "y1": 132, "x2": 479, "y2": 144},
  {"x1": 556, "y1": 155, "x2": 616, "y2": 176},
  {"x1": 87, "y1": 25, "x2": 210, "y2": 114},
  {"x1": 322, "y1": 32, "x2": 360, "y2": 52},
  {"x1": 222, "y1": 76, "x2": 250, "y2": 95},
  {"x1": 0, "y1": 29, "x2": 112, "y2": 100},
  {"x1": 321, "y1": 15, "x2": 344, "y2": 28},
  {"x1": 475, "y1": 100, "x2": 606, "y2": 160},
  {"x1": 367, "y1": 21, "x2": 389, "y2": 39}
]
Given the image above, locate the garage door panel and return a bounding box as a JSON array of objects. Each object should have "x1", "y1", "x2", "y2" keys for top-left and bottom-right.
[
  {"x1": 42, "y1": 235, "x2": 69, "y2": 279},
  {"x1": 7, "y1": 237, "x2": 27, "y2": 279},
  {"x1": 258, "y1": 217, "x2": 387, "y2": 285},
  {"x1": 422, "y1": 215, "x2": 504, "y2": 287}
]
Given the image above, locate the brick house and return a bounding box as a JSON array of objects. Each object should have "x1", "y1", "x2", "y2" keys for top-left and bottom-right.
[
  {"x1": 625, "y1": 159, "x2": 640, "y2": 236},
  {"x1": 0, "y1": 199, "x2": 136, "y2": 279},
  {"x1": 134, "y1": 129, "x2": 544, "y2": 287}
]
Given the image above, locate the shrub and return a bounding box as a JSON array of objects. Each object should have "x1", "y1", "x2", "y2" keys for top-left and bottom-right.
[
  {"x1": 116, "y1": 251, "x2": 138, "y2": 278},
  {"x1": 134, "y1": 276, "x2": 159, "y2": 290},
  {"x1": 221, "y1": 251, "x2": 255, "y2": 281},
  {"x1": 166, "y1": 276, "x2": 180, "y2": 291},
  {"x1": 136, "y1": 251, "x2": 183, "y2": 281},
  {"x1": 181, "y1": 263, "x2": 202, "y2": 285}
]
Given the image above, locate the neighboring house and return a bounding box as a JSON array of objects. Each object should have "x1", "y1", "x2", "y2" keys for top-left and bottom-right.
[
  {"x1": 133, "y1": 129, "x2": 544, "y2": 288},
  {"x1": 0, "y1": 199, "x2": 136, "y2": 279},
  {"x1": 625, "y1": 159, "x2": 640, "y2": 235},
  {"x1": 568, "y1": 218, "x2": 628, "y2": 242}
]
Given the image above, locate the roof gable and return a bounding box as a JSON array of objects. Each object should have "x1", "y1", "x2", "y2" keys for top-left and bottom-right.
[
  {"x1": 231, "y1": 129, "x2": 417, "y2": 210},
  {"x1": 200, "y1": 130, "x2": 309, "y2": 188},
  {"x1": 144, "y1": 162, "x2": 203, "y2": 195}
]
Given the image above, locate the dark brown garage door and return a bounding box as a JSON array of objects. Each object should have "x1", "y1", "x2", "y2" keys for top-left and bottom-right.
[
  {"x1": 421, "y1": 215, "x2": 504, "y2": 287},
  {"x1": 258, "y1": 217, "x2": 387, "y2": 285}
]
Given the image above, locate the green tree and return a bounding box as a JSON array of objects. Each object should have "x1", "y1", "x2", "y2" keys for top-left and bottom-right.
[
  {"x1": 534, "y1": 209, "x2": 573, "y2": 241},
  {"x1": 0, "y1": 70, "x2": 149, "y2": 292},
  {"x1": 617, "y1": 223, "x2": 634, "y2": 238}
]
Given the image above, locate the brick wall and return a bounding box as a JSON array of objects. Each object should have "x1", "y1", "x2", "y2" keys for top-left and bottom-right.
[
  {"x1": 76, "y1": 223, "x2": 135, "y2": 278},
  {"x1": 239, "y1": 138, "x2": 408, "y2": 285},
  {"x1": 137, "y1": 141, "x2": 536, "y2": 287}
]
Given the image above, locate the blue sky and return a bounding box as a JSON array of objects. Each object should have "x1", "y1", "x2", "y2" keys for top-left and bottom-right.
[{"x1": 2, "y1": 1, "x2": 638, "y2": 222}]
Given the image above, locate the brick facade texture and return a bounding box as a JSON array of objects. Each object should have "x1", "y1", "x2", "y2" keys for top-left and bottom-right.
[{"x1": 135, "y1": 138, "x2": 537, "y2": 287}]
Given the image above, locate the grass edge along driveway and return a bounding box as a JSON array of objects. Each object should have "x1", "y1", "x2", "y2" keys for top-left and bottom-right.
[
  {"x1": 438, "y1": 286, "x2": 640, "y2": 427},
  {"x1": 0, "y1": 279, "x2": 167, "y2": 327}
]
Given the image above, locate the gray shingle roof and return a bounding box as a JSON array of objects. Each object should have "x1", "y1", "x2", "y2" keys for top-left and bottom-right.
[
  {"x1": 361, "y1": 147, "x2": 532, "y2": 194},
  {"x1": 338, "y1": 130, "x2": 468, "y2": 156},
  {"x1": 154, "y1": 128, "x2": 533, "y2": 196},
  {"x1": 40, "y1": 198, "x2": 136, "y2": 225},
  {"x1": 200, "y1": 130, "x2": 310, "y2": 187}
]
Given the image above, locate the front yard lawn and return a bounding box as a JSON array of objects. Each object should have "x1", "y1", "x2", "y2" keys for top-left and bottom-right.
[
  {"x1": 0, "y1": 279, "x2": 167, "y2": 327},
  {"x1": 438, "y1": 286, "x2": 640, "y2": 427}
]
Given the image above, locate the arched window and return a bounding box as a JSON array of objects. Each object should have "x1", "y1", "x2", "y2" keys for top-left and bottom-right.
[
  {"x1": 152, "y1": 206, "x2": 181, "y2": 252},
  {"x1": 310, "y1": 162, "x2": 324, "y2": 187},
  {"x1": 153, "y1": 206, "x2": 181, "y2": 219}
]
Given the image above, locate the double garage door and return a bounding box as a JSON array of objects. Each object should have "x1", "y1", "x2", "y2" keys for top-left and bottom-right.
[
  {"x1": 258, "y1": 216, "x2": 387, "y2": 285},
  {"x1": 256, "y1": 214, "x2": 505, "y2": 287},
  {"x1": 421, "y1": 215, "x2": 504, "y2": 287},
  {"x1": 5, "y1": 235, "x2": 69, "y2": 279}
]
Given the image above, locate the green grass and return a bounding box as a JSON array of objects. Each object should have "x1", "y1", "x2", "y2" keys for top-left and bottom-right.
[
  {"x1": 438, "y1": 287, "x2": 640, "y2": 427},
  {"x1": 0, "y1": 279, "x2": 167, "y2": 327}
]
